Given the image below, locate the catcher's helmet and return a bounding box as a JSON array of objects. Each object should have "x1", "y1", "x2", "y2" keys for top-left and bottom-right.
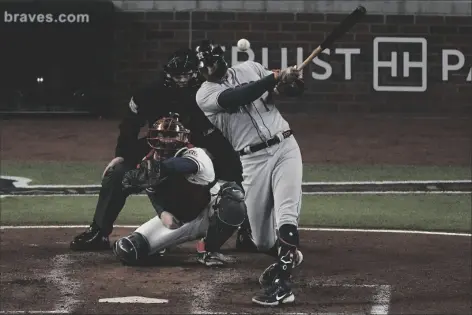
[
  {"x1": 147, "y1": 113, "x2": 190, "y2": 159},
  {"x1": 196, "y1": 40, "x2": 228, "y2": 82},
  {"x1": 163, "y1": 49, "x2": 200, "y2": 88}
]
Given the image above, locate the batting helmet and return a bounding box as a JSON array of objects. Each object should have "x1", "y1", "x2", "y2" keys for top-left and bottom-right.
[{"x1": 196, "y1": 40, "x2": 228, "y2": 82}]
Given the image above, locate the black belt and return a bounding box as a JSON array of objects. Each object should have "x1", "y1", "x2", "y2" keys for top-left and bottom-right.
[{"x1": 239, "y1": 130, "x2": 293, "y2": 156}]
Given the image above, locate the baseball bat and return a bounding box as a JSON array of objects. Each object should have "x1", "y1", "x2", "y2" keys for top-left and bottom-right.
[{"x1": 297, "y1": 5, "x2": 367, "y2": 70}]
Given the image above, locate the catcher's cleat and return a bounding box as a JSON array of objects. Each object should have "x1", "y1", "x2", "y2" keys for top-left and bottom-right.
[
  {"x1": 259, "y1": 250, "x2": 303, "y2": 287},
  {"x1": 196, "y1": 238, "x2": 236, "y2": 266},
  {"x1": 235, "y1": 226, "x2": 258, "y2": 252},
  {"x1": 70, "y1": 224, "x2": 110, "y2": 251},
  {"x1": 252, "y1": 278, "x2": 295, "y2": 306},
  {"x1": 197, "y1": 251, "x2": 235, "y2": 266}
]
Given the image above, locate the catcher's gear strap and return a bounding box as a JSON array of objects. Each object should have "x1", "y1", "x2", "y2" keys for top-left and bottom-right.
[
  {"x1": 114, "y1": 232, "x2": 150, "y2": 265},
  {"x1": 214, "y1": 182, "x2": 247, "y2": 226},
  {"x1": 203, "y1": 182, "x2": 247, "y2": 252},
  {"x1": 239, "y1": 130, "x2": 293, "y2": 156},
  {"x1": 217, "y1": 73, "x2": 277, "y2": 111},
  {"x1": 278, "y1": 224, "x2": 300, "y2": 248}
]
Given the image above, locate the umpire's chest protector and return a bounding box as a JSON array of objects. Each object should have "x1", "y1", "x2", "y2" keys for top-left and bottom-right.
[{"x1": 156, "y1": 175, "x2": 211, "y2": 223}]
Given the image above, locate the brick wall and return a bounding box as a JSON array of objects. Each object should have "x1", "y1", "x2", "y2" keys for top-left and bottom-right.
[{"x1": 112, "y1": 11, "x2": 471, "y2": 114}]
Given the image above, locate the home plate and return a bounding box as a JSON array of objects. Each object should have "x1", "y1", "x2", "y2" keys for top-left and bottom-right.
[{"x1": 99, "y1": 296, "x2": 169, "y2": 304}]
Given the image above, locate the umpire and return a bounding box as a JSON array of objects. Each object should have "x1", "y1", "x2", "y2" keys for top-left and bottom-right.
[{"x1": 70, "y1": 48, "x2": 253, "y2": 251}]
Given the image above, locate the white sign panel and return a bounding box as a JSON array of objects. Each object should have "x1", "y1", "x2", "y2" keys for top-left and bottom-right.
[
  {"x1": 373, "y1": 37, "x2": 427, "y2": 92},
  {"x1": 228, "y1": 37, "x2": 471, "y2": 92}
]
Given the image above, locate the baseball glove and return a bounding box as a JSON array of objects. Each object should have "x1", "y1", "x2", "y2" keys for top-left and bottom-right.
[{"x1": 122, "y1": 159, "x2": 165, "y2": 193}]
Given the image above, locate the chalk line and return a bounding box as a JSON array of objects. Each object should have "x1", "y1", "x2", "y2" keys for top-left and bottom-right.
[
  {"x1": 2, "y1": 179, "x2": 470, "y2": 188},
  {"x1": 47, "y1": 254, "x2": 80, "y2": 313},
  {"x1": 303, "y1": 180, "x2": 471, "y2": 185},
  {"x1": 0, "y1": 191, "x2": 465, "y2": 198},
  {"x1": 1, "y1": 191, "x2": 470, "y2": 198},
  {"x1": 0, "y1": 225, "x2": 469, "y2": 237},
  {"x1": 370, "y1": 285, "x2": 392, "y2": 315},
  {"x1": 0, "y1": 311, "x2": 69, "y2": 314},
  {"x1": 303, "y1": 191, "x2": 470, "y2": 195},
  {"x1": 309, "y1": 279, "x2": 391, "y2": 315}
]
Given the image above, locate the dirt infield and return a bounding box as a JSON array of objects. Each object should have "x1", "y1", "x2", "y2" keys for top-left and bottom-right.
[
  {"x1": 0, "y1": 228, "x2": 470, "y2": 314},
  {"x1": 1, "y1": 114, "x2": 471, "y2": 165},
  {"x1": 1, "y1": 114, "x2": 471, "y2": 314}
]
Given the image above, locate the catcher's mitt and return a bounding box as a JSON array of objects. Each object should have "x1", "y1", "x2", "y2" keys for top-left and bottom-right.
[{"x1": 122, "y1": 159, "x2": 165, "y2": 193}]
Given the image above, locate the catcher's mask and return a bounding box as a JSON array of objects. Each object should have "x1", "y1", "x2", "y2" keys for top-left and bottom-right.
[
  {"x1": 196, "y1": 40, "x2": 228, "y2": 82},
  {"x1": 147, "y1": 113, "x2": 190, "y2": 159},
  {"x1": 164, "y1": 48, "x2": 199, "y2": 88}
]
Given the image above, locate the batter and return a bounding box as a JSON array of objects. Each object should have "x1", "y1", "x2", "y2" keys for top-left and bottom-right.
[{"x1": 195, "y1": 40, "x2": 304, "y2": 306}]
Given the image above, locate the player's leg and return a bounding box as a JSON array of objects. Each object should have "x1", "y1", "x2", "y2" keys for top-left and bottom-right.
[
  {"x1": 70, "y1": 138, "x2": 149, "y2": 251},
  {"x1": 113, "y1": 206, "x2": 212, "y2": 266},
  {"x1": 197, "y1": 182, "x2": 247, "y2": 266},
  {"x1": 252, "y1": 137, "x2": 303, "y2": 306},
  {"x1": 241, "y1": 155, "x2": 277, "y2": 252}
]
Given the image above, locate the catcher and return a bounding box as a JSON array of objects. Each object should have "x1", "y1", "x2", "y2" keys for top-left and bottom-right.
[
  {"x1": 113, "y1": 115, "x2": 247, "y2": 266},
  {"x1": 69, "y1": 48, "x2": 256, "y2": 255}
]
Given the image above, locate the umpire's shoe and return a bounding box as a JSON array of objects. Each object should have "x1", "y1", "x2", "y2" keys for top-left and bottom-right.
[
  {"x1": 252, "y1": 278, "x2": 295, "y2": 306},
  {"x1": 70, "y1": 223, "x2": 110, "y2": 251}
]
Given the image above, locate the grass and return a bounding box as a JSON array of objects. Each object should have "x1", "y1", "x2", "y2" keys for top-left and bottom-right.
[
  {"x1": 1, "y1": 161, "x2": 470, "y2": 185},
  {"x1": 1, "y1": 161, "x2": 470, "y2": 232},
  {"x1": 1, "y1": 194, "x2": 470, "y2": 232}
]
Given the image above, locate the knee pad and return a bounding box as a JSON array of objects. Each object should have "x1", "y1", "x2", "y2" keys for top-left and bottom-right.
[
  {"x1": 203, "y1": 182, "x2": 246, "y2": 252},
  {"x1": 214, "y1": 181, "x2": 247, "y2": 226},
  {"x1": 278, "y1": 224, "x2": 299, "y2": 247},
  {"x1": 113, "y1": 232, "x2": 150, "y2": 266}
]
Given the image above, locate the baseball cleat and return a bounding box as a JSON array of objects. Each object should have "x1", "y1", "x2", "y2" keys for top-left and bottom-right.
[
  {"x1": 196, "y1": 251, "x2": 236, "y2": 266},
  {"x1": 70, "y1": 225, "x2": 110, "y2": 251},
  {"x1": 252, "y1": 278, "x2": 295, "y2": 306},
  {"x1": 259, "y1": 249, "x2": 303, "y2": 287}
]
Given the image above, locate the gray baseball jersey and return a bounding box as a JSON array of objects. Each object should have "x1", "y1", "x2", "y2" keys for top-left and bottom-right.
[
  {"x1": 196, "y1": 61, "x2": 290, "y2": 153},
  {"x1": 196, "y1": 60, "x2": 303, "y2": 250}
]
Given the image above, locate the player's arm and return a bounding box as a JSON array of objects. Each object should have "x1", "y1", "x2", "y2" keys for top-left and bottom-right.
[
  {"x1": 160, "y1": 157, "x2": 198, "y2": 176},
  {"x1": 248, "y1": 60, "x2": 305, "y2": 98},
  {"x1": 121, "y1": 155, "x2": 198, "y2": 193},
  {"x1": 114, "y1": 100, "x2": 146, "y2": 161},
  {"x1": 196, "y1": 77, "x2": 277, "y2": 113},
  {"x1": 216, "y1": 74, "x2": 278, "y2": 110},
  {"x1": 114, "y1": 85, "x2": 154, "y2": 161},
  {"x1": 115, "y1": 81, "x2": 168, "y2": 161}
]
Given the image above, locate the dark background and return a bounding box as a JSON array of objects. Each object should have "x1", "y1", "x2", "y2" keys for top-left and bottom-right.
[
  {"x1": 0, "y1": 0, "x2": 470, "y2": 116},
  {"x1": 0, "y1": 0, "x2": 114, "y2": 115}
]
